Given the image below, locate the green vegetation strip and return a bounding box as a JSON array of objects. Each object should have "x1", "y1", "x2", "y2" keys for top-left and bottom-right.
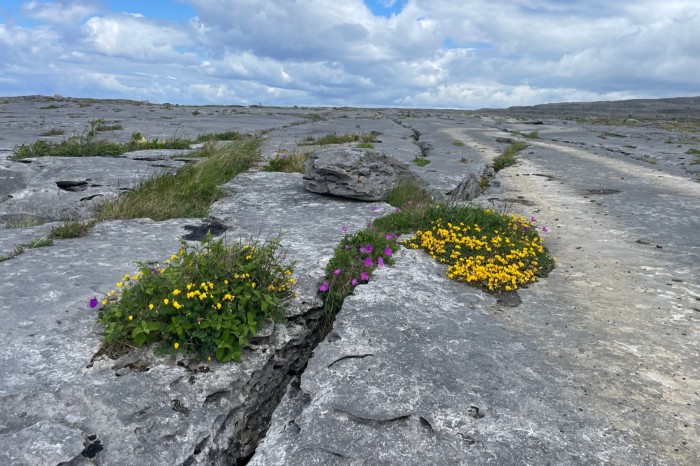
[
  {"x1": 97, "y1": 137, "x2": 260, "y2": 221},
  {"x1": 11, "y1": 120, "x2": 242, "y2": 160},
  {"x1": 264, "y1": 151, "x2": 310, "y2": 173},
  {"x1": 299, "y1": 132, "x2": 378, "y2": 146},
  {"x1": 493, "y1": 141, "x2": 528, "y2": 171}
]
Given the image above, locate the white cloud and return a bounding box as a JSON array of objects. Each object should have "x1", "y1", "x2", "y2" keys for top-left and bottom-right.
[
  {"x1": 82, "y1": 14, "x2": 196, "y2": 62},
  {"x1": 22, "y1": 0, "x2": 97, "y2": 26},
  {"x1": 0, "y1": 0, "x2": 698, "y2": 107}
]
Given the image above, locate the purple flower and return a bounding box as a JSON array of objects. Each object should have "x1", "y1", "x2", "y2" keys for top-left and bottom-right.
[
  {"x1": 383, "y1": 247, "x2": 392, "y2": 257},
  {"x1": 542, "y1": 226, "x2": 549, "y2": 233},
  {"x1": 341, "y1": 226, "x2": 348, "y2": 232},
  {"x1": 333, "y1": 268, "x2": 342, "y2": 276},
  {"x1": 365, "y1": 244, "x2": 373, "y2": 253},
  {"x1": 89, "y1": 296, "x2": 98, "y2": 308},
  {"x1": 522, "y1": 226, "x2": 528, "y2": 231},
  {"x1": 395, "y1": 208, "x2": 402, "y2": 213},
  {"x1": 530, "y1": 216, "x2": 536, "y2": 223},
  {"x1": 344, "y1": 245, "x2": 352, "y2": 249},
  {"x1": 319, "y1": 282, "x2": 329, "y2": 292},
  {"x1": 360, "y1": 271, "x2": 369, "y2": 281},
  {"x1": 359, "y1": 245, "x2": 366, "y2": 254},
  {"x1": 385, "y1": 234, "x2": 395, "y2": 241},
  {"x1": 151, "y1": 267, "x2": 158, "y2": 274},
  {"x1": 351, "y1": 278, "x2": 359, "y2": 286},
  {"x1": 364, "y1": 257, "x2": 374, "y2": 267},
  {"x1": 378, "y1": 257, "x2": 385, "y2": 267}
]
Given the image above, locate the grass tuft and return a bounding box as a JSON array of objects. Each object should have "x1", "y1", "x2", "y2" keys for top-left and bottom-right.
[
  {"x1": 413, "y1": 156, "x2": 431, "y2": 167},
  {"x1": 300, "y1": 132, "x2": 378, "y2": 146},
  {"x1": 48, "y1": 220, "x2": 97, "y2": 239},
  {"x1": 97, "y1": 138, "x2": 261, "y2": 221},
  {"x1": 264, "y1": 151, "x2": 310, "y2": 173},
  {"x1": 493, "y1": 141, "x2": 527, "y2": 171},
  {"x1": 40, "y1": 127, "x2": 65, "y2": 136}
]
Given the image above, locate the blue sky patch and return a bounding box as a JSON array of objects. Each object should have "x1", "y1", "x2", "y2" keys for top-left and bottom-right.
[{"x1": 364, "y1": 0, "x2": 408, "y2": 18}]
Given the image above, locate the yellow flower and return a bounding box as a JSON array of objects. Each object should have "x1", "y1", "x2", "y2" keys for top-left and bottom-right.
[
  {"x1": 288, "y1": 278, "x2": 296, "y2": 285},
  {"x1": 172, "y1": 289, "x2": 181, "y2": 296},
  {"x1": 224, "y1": 279, "x2": 229, "y2": 285},
  {"x1": 173, "y1": 301, "x2": 182, "y2": 310},
  {"x1": 107, "y1": 290, "x2": 115, "y2": 297},
  {"x1": 216, "y1": 303, "x2": 222, "y2": 310},
  {"x1": 123, "y1": 274, "x2": 130, "y2": 281},
  {"x1": 251, "y1": 282, "x2": 256, "y2": 288},
  {"x1": 163, "y1": 298, "x2": 169, "y2": 305},
  {"x1": 116, "y1": 282, "x2": 123, "y2": 288},
  {"x1": 174, "y1": 342, "x2": 180, "y2": 350},
  {"x1": 246, "y1": 255, "x2": 252, "y2": 260},
  {"x1": 101, "y1": 299, "x2": 107, "y2": 305},
  {"x1": 178, "y1": 248, "x2": 185, "y2": 256},
  {"x1": 170, "y1": 255, "x2": 177, "y2": 261},
  {"x1": 132, "y1": 273, "x2": 139, "y2": 280},
  {"x1": 128, "y1": 315, "x2": 133, "y2": 321},
  {"x1": 186, "y1": 283, "x2": 193, "y2": 290},
  {"x1": 149, "y1": 303, "x2": 154, "y2": 310}
]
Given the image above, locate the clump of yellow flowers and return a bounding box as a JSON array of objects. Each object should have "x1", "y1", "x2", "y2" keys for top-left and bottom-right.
[
  {"x1": 404, "y1": 212, "x2": 553, "y2": 293},
  {"x1": 96, "y1": 234, "x2": 296, "y2": 363}
]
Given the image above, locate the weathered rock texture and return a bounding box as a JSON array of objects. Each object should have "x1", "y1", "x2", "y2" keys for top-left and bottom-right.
[{"x1": 303, "y1": 147, "x2": 414, "y2": 201}]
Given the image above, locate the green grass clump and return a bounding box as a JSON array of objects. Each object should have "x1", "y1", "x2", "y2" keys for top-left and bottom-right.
[
  {"x1": 264, "y1": 151, "x2": 310, "y2": 173},
  {"x1": 385, "y1": 177, "x2": 433, "y2": 210},
  {"x1": 300, "y1": 133, "x2": 378, "y2": 146},
  {"x1": 48, "y1": 220, "x2": 96, "y2": 239},
  {"x1": 97, "y1": 235, "x2": 296, "y2": 362},
  {"x1": 413, "y1": 156, "x2": 431, "y2": 167},
  {"x1": 40, "y1": 127, "x2": 65, "y2": 136},
  {"x1": 91, "y1": 119, "x2": 124, "y2": 132},
  {"x1": 686, "y1": 148, "x2": 700, "y2": 156},
  {"x1": 493, "y1": 141, "x2": 527, "y2": 171},
  {"x1": 5, "y1": 216, "x2": 45, "y2": 229},
  {"x1": 0, "y1": 236, "x2": 53, "y2": 262},
  {"x1": 452, "y1": 140, "x2": 465, "y2": 147},
  {"x1": 195, "y1": 131, "x2": 241, "y2": 142},
  {"x1": 97, "y1": 137, "x2": 260, "y2": 221},
  {"x1": 356, "y1": 142, "x2": 374, "y2": 149},
  {"x1": 523, "y1": 131, "x2": 540, "y2": 140}
]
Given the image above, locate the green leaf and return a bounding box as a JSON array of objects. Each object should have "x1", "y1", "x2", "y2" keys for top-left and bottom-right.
[{"x1": 133, "y1": 333, "x2": 146, "y2": 347}]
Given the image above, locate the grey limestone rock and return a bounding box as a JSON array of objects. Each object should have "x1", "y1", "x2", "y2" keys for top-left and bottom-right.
[{"x1": 303, "y1": 147, "x2": 414, "y2": 201}]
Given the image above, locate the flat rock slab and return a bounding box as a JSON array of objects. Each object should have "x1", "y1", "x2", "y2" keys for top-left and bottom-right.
[{"x1": 251, "y1": 249, "x2": 651, "y2": 465}]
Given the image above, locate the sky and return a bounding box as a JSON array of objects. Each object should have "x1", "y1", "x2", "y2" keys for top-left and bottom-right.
[{"x1": 0, "y1": 0, "x2": 698, "y2": 109}]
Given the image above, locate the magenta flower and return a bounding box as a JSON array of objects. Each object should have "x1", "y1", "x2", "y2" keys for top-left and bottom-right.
[
  {"x1": 395, "y1": 208, "x2": 402, "y2": 213},
  {"x1": 351, "y1": 278, "x2": 359, "y2": 286},
  {"x1": 385, "y1": 234, "x2": 394, "y2": 241},
  {"x1": 542, "y1": 226, "x2": 549, "y2": 233},
  {"x1": 383, "y1": 247, "x2": 392, "y2": 257},
  {"x1": 333, "y1": 268, "x2": 342, "y2": 276},
  {"x1": 341, "y1": 226, "x2": 348, "y2": 232},
  {"x1": 360, "y1": 271, "x2": 369, "y2": 281},
  {"x1": 344, "y1": 244, "x2": 352, "y2": 249},
  {"x1": 365, "y1": 244, "x2": 373, "y2": 253},
  {"x1": 319, "y1": 282, "x2": 329, "y2": 292},
  {"x1": 378, "y1": 257, "x2": 385, "y2": 267},
  {"x1": 530, "y1": 216, "x2": 536, "y2": 222},
  {"x1": 89, "y1": 296, "x2": 98, "y2": 308},
  {"x1": 359, "y1": 245, "x2": 366, "y2": 254},
  {"x1": 364, "y1": 257, "x2": 374, "y2": 267}
]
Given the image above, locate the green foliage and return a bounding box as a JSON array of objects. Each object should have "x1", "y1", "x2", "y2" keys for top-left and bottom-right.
[
  {"x1": 356, "y1": 142, "x2": 374, "y2": 149},
  {"x1": 98, "y1": 235, "x2": 296, "y2": 362},
  {"x1": 48, "y1": 220, "x2": 96, "y2": 239},
  {"x1": 320, "y1": 229, "x2": 400, "y2": 318},
  {"x1": 413, "y1": 156, "x2": 431, "y2": 167},
  {"x1": 40, "y1": 127, "x2": 65, "y2": 136},
  {"x1": 385, "y1": 177, "x2": 433, "y2": 209},
  {"x1": 91, "y1": 119, "x2": 124, "y2": 132},
  {"x1": 195, "y1": 131, "x2": 241, "y2": 142},
  {"x1": 686, "y1": 148, "x2": 700, "y2": 155},
  {"x1": 11, "y1": 121, "x2": 193, "y2": 160},
  {"x1": 97, "y1": 138, "x2": 261, "y2": 221},
  {"x1": 0, "y1": 236, "x2": 54, "y2": 262},
  {"x1": 307, "y1": 113, "x2": 323, "y2": 121},
  {"x1": 523, "y1": 131, "x2": 540, "y2": 140},
  {"x1": 452, "y1": 140, "x2": 465, "y2": 147},
  {"x1": 300, "y1": 132, "x2": 378, "y2": 146},
  {"x1": 263, "y1": 151, "x2": 310, "y2": 173},
  {"x1": 493, "y1": 141, "x2": 527, "y2": 171}
]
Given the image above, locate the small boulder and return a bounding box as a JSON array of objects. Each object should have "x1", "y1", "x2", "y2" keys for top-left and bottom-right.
[{"x1": 303, "y1": 147, "x2": 413, "y2": 201}]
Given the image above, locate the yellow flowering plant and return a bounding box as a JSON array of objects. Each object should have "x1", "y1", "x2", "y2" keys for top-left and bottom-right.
[{"x1": 98, "y1": 233, "x2": 296, "y2": 362}]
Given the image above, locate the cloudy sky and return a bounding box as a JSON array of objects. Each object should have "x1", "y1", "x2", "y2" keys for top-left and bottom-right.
[{"x1": 0, "y1": 0, "x2": 698, "y2": 108}]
